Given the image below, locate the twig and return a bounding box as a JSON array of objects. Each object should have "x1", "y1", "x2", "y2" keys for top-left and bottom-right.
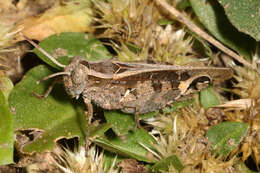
[{"x1": 155, "y1": 0, "x2": 256, "y2": 71}]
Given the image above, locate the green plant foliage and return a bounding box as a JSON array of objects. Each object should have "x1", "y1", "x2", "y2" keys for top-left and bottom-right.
[
  {"x1": 34, "y1": 32, "x2": 112, "y2": 70},
  {"x1": 0, "y1": 76, "x2": 14, "y2": 100},
  {"x1": 104, "y1": 111, "x2": 135, "y2": 136},
  {"x1": 90, "y1": 123, "x2": 112, "y2": 138},
  {"x1": 94, "y1": 128, "x2": 156, "y2": 163},
  {"x1": 217, "y1": 0, "x2": 260, "y2": 41},
  {"x1": 152, "y1": 155, "x2": 184, "y2": 172},
  {"x1": 104, "y1": 111, "x2": 156, "y2": 136},
  {"x1": 103, "y1": 110, "x2": 159, "y2": 163},
  {"x1": 190, "y1": 0, "x2": 256, "y2": 59},
  {"x1": 8, "y1": 65, "x2": 88, "y2": 153},
  {"x1": 0, "y1": 80, "x2": 14, "y2": 164},
  {"x1": 102, "y1": 151, "x2": 123, "y2": 171},
  {"x1": 206, "y1": 122, "x2": 248, "y2": 156},
  {"x1": 200, "y1": 86, "x2": 220, "y2": 109}
]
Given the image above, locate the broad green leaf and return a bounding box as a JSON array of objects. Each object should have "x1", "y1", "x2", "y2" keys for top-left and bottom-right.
[
  {"x1": 8, "y1": 65, "x2": 86, "y2": 153},
  {"x1": 200, "y1": 86, "x2": 220, "y2": 109},
  {"x1": 0, "y1": 87, "x2": 14, "y2": 164},
  {"x1": 190, "y1": 0, "x2": 256, "y2": 59},
  {"x1": 206, "y1": 122, "x2": 248, "y2": 156},
  {"x1": 104, "y1": 111, "x2": 156, "y2": 136},
  {"x1": 217, "y1": 0, "x2": 260, "y2": 41},
  {"x1": 94, "y1": 128, "x2": 156, "y2": 163},
  {"x1": 152, "y1": 155, "x2": 184, "y2": 172},
  {"x1": 34, "y1": 32, "x2": 112, "y2": 70}
]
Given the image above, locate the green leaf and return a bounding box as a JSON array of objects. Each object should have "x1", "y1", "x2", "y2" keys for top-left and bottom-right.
[
  {"x1": 0, "y1": 76, "x2": 13, "y2": 100},
  {"x1": 34, "y1": 32, "x2": 112, "y2": 70},
  {"x1": 217, "y1": 0, "x2": 260, "y2": 41},
  {"x1": 104, "y1": 100, "x2": 193, "y2": 137},
  {"x1": 8, "y1": 65, "x2": 87, "y2": 153},
  {"x1": 104, "y1": 111, "x2": 157, "y2": 136},
  {"x1": 190, "y1": 0, "x2": 256, "y2": 59},
  {"x1": 103, "y1": 151, "x2": 123, "y2": 171},
  {"x1": 90, "y1": 123, "x2": 112, "y2": 138},
  {"x1": 94, "y1": 128, "x2": 156, "y2": 163},
  {"x1": 104, "y1": 111, "x2": 135, "y2": 136},
  {"x1": 206, "y1": 122, "x2": 248, "y2": 156},
  {"x1": 200, "y1": 86, "x2": 220, "y2": 109},
  {"x1": 0, "y1": 86, "x2": 14, "y2": 164},
  {"x1": 152, "y1": 155, "x2": 184, "y2": 172}
]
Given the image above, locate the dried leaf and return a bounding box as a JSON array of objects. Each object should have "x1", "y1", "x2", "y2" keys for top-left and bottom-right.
[
  {"x1": 15, "y1": 0, "x2": 93, "y2": 41},
  {"x1": 216, "y1": 99, "x2": 253, "y2": 110}
]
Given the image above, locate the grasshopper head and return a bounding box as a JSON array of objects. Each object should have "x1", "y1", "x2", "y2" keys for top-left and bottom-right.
[
  {"x1": 21, "y1": 34, "x2": 88, "y2": 99},
  {"x1": 63, "y1": 57, "x2": 88, "y2": 99}
]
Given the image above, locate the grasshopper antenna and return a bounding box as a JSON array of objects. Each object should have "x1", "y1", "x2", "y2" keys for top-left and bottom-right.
[
  {"x1": 36, "y1": 72, "x2": 70, "y2": 84},
  {"x1": 20, "y1": 32, "x2": 66, "y2": 68},
  {"x1": 20, "y1": 33, "x2": 69, "y2": 84}
]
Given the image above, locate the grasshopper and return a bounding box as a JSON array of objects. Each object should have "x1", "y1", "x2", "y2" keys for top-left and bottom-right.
[{"x1": 23, "y1": 34, "x2": 233, "y2": 155}]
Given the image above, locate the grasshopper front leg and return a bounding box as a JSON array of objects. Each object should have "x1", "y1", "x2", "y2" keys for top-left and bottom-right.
[{"x1": 32, "y1": 78, "x2": 61, "y2": 99}]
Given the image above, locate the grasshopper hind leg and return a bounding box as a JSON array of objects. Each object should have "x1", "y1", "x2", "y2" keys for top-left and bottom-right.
[
  {"x1": 83, "y1": 98, "x2": 93, "y2": 157},
  {"x1": 122, "y1": 106, "x2": 142, "y2": 128},
  {"x1": 135, "y1": 112, "x2": 141, "y2": 129}
]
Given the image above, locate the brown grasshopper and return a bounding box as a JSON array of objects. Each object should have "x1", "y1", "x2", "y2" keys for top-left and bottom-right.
[
  {"x1": 23, "y1": 34, "x2": 233, "y2": 155},
  {"x1": 63, "y1": 57, "x2": 233, "y2": 114}
]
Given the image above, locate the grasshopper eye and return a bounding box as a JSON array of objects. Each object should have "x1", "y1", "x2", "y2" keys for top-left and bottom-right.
[{"x1": 71, "y1": 64, "x2": 88, "y2": 85}]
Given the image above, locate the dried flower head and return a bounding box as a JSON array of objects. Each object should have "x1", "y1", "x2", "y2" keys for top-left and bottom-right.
[
  {"x1": 0, "y1": 22, "x2": 20, "y2": 49},
  {"x1": 52, "y1": 145, "x2": 118, "y2": 173},
  {"x1": 92, "y1": 0, "x2": 194, "y2": 64},
  {"x1": 220, "y1": 50, "x2": 260, "y2": 167},
  {"x1": 144, "y1": 103, "x2": 237, "y2": 172}
]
